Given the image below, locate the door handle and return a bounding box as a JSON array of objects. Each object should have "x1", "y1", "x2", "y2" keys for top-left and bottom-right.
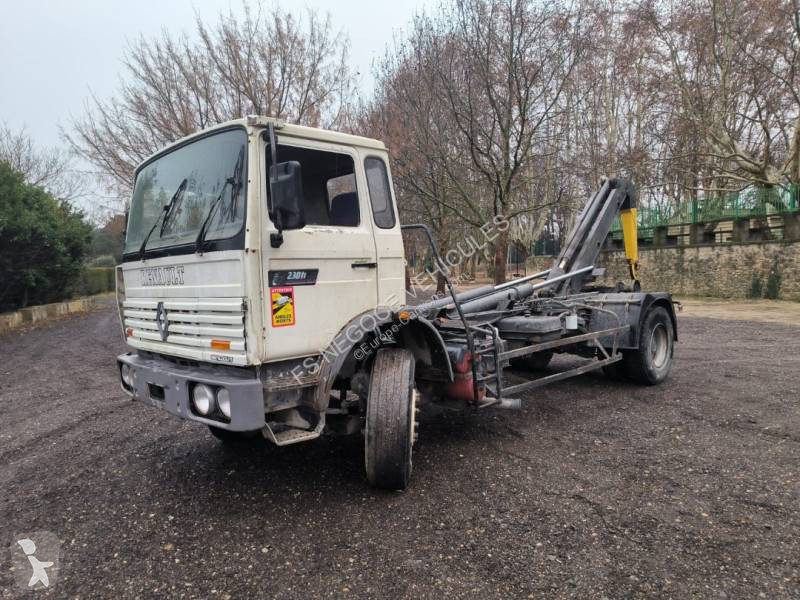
[{"x1": 351, "y1": 261, "x2": 377, "y2": 269}]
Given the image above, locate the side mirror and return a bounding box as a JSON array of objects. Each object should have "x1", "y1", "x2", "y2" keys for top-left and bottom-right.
[{"x1": 269, "y1": 161, "x2": 305, "y2": 239}]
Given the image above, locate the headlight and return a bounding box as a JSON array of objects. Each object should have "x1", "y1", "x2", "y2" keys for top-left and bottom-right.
[
  {"x1": 216, "y1": 388, "x2": 231, "y2": 419},
  {"x1": 192, "y1": 384, "x2": 215, "y2": 416},
  {"x1": 120, "y1": 364, "x2": 132, "y2": 387}
]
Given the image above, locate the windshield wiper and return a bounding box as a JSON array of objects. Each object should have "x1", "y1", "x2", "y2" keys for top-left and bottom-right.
[
  {"x1": 138, "y1": 178, "x2": 188, "y2": 260},
  {"x1": 195, "y1": 147, "x2": 245, "y2": 254}
]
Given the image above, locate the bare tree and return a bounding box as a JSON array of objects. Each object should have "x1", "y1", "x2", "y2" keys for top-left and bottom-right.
[
  {"x1": 428, "y1": 0, "x2": 585, "y2": 283},
  {"x1": 66, "y1": 0, "x2": 800, "y2": 258},
  {"x1": 0, "y1": 124, "x2": 85, "y2": 201},
  {"x1": 645, "y1": 0, "x2": 800, "y2": 193},
  {"x1": 364, "y1": 0, "x2": 585, "y2": 284},
  {"x1": 67, "y1": 3, "x2": 358, "y2": 202},
  {"x1": 363, "y1": 17, "x2": 489, "y2": 291}
]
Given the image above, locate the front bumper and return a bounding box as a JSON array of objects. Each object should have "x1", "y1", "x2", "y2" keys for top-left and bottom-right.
[{"x1": 117, "y1": 352, "x2": 265, "y2": 431}]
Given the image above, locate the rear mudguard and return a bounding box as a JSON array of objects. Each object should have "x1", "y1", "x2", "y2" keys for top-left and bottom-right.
[
  {"x1": 584, "y1": 292, "x2": 678, "y2": 351},
  {"x1": 395, "y1": 317, "x2": 453, "y2": 383}
]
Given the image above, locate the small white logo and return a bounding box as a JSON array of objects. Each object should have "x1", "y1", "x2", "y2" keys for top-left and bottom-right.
[
  {"x1": 9, "y1": 530, "x2": 60, "y2": 590},
  {"x1": 18, "y1": 539, "x2": 54, "y2": 587}
]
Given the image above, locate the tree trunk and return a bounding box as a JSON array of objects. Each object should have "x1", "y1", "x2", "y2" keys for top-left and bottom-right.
[
  {"x1": 493, "y1": 228, "x2": 509, "y2": 285},
  {"x1": 436, "y1": 272, "x2": 446, "y2": 295}
]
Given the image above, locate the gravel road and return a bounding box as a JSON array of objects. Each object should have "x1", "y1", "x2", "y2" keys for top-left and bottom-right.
[{"x1": 1, "y1": 301, "x2": 799, "y2": 598}]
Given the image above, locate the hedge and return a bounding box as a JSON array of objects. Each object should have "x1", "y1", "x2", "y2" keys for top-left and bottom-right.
[
  {"x1": 87, "y1": 254, "x2": 117, "y2": 268},
  {"x1": 72, "y1": 267, "x2": 116, "y2": 296}
]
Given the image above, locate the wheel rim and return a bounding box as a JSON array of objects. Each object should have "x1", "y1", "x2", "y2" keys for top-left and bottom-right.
[{"x1": 650, "y1": 323, "x2": 669, "y2": 369}]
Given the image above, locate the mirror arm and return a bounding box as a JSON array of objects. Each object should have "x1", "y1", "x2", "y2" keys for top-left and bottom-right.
[{"x1": 267, "y1": 122, "x2": 284, "y2": 248}]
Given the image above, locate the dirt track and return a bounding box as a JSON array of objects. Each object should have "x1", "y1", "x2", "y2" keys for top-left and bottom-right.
[{"x1": 1, "y1": 300, "x2": 799, "y2": 598}]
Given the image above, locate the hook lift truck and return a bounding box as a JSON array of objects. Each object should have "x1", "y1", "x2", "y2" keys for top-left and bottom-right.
[{"x1": 116, "y1": 116, "x2": 677, "y2": 489}]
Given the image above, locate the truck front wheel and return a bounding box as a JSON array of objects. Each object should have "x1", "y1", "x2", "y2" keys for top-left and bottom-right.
[{"x1": 365, "y1": 348, "x2": 418, "y2": 490}]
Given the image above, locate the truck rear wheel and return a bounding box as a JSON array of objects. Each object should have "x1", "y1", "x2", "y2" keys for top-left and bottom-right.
[
  {"x1": 623, "y1": 306, "x2": 674, "y2": 385},
  {"x1": 365, "y1": 348, "x2": 418, "y2": 490}
]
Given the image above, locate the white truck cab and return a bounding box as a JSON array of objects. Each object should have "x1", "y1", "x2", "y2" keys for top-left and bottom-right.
[
  {"x1": 119, "y1": 116, "x2": 405, "y2": 364},
  {"x1": 117, "y1": 116, "x2": 677, "y2": 489},
  {"x1": 117, "y1": 117, "x2": 415, "y2": 474}
]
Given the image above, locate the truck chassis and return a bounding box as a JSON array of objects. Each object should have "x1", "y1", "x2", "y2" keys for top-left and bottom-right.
[{"x1": 333, "y1": 178, "x2": 677, "y2": 488}]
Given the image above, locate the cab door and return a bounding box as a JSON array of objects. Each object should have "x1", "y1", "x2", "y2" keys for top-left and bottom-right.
[
  {"x1": 262, "y1": 138, "x2": 378, "y2": 361},
  {"x1": 361, "y1": 152, "x2": 406, "y2": 309}
]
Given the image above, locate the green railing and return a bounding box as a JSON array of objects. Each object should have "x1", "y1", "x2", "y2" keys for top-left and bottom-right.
[{"x1": 610, "y1": 184, "x2": 799, "y2": 237}]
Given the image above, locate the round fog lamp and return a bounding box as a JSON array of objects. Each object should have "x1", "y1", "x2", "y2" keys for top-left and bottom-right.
[
  {"x1": 217, "y1": 388, "x2": 231, "y2": 419},
  {"x1": 120, "y1": 364, "x2": 132, "y2": 387},
  {"x1": 192, "y1": 384, "x2": 215, "y2": 416}
]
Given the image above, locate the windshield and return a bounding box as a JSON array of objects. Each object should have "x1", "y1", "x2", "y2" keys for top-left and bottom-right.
[{"x1": 124, "y1": 128, "x2": 247, "y2": 256}]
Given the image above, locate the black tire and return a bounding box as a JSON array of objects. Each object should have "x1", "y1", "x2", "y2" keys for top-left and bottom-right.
[
  {"x1": 365, "y1": 348, "x2": 417, "y2": 490},
  {"x1": 208, "y1": 426, "x2": 261, "y2": 444},
  {"x1": 624, "y1": 306, "x2": 674, "y2": 385},
  {"x1": 509, "y1": 350, "x2": 553, "y2": 371}
]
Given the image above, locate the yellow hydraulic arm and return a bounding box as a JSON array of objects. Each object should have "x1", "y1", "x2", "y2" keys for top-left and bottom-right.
[{"x1": 619, "y1": 207, "x2": 639, "y2": 282}]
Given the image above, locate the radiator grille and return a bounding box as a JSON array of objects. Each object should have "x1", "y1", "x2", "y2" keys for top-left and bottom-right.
[{"x1": 122, "y1": 298, "x2": 247, "y2": 365}]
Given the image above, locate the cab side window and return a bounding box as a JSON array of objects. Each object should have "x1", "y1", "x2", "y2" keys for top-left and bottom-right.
[
  {"x1": 268, "y1": 144, "x2": 359, "y2": 227},
  {"x1": 364, "y1": 157, "x2": 396, "y2": 229},
  {"x1": 326, "y1": 173, "x2": 358, "y2": 227}
]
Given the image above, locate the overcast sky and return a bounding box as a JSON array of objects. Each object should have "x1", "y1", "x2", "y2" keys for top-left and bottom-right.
[{"x1": 0, "y1": 0, "x2": 429, "y2": 162}]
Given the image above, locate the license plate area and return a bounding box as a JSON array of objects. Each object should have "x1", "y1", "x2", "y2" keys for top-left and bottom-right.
[{"x1": 148, "y1": 382, "x2": 166, "y2": 401}]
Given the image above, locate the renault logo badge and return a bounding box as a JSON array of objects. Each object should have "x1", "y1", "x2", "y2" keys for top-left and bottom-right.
[{"x1": 155, "y1": 302, "x2": 169, "y2": 342}]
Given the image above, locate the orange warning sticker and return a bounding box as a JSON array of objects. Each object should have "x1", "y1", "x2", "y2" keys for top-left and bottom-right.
[{"x1": 270, "y1": 286, "x2": 295, "y2": 327}]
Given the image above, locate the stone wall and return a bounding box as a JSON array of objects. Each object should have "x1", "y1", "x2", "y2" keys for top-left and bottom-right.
[
  {"x1": 526, "y1": 241, "x2": 800, "y2": 301},
  {"x1": 0, "y1": 297, "x2": 98, "y2": 333}
]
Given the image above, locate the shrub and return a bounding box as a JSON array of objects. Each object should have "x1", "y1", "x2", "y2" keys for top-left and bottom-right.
[
  {"x1": 0, "y1": 162, "x2": 93, "y2": 312},
  {"x1": 71, "y1": 268, "x2": 116, "y2": 296},
  {"x1": 87, "y1": 254, "x2": 117, "y2": 268},
  {"x1": 748, "y1": 272, "x2": 763, "y2": 299},
  {"x1": 764, "y1": 263, "x2": 782, "y2": 300},
  {"x1": 71, "y1": 268, "x2": 113, "y2": 296}
]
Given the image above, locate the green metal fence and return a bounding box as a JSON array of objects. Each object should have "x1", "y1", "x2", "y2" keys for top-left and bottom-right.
[{"x1": 610, "y1": 184, "x2": 799, "y2": 238}]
